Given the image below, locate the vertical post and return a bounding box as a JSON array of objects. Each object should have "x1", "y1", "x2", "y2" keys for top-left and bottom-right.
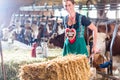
[
  {"x1": 108, "y1": 24, "x2": 119, "y2": 75},
  {"x1": 0, "y1": 40, "x2": 6, "y2": 80}
]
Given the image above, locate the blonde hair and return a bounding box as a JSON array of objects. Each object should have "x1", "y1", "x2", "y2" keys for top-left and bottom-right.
[{"x1": 62, "y1": 0, "x2": 75, "y2": 4}]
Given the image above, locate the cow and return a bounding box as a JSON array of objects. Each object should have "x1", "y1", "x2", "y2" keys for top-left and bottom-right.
[
  {"x1": 47, "y1": 22, "x2": 65, "y2": 49},
  {"x1": 92, "y1": 22, "x2": 120, "y2": 76},
  {"x1": 2, "y1": 28, "x2": 9, "y2": 41}
]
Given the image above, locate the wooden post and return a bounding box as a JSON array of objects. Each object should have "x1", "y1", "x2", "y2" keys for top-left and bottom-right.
[{"x1": 0, "y1": 40, "x2": 6, "y2": 80}]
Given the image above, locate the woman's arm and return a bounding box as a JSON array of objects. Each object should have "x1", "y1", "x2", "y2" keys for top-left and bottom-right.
[{"x1": 88, "y1": 23, "x2": 98, "y2": 53}]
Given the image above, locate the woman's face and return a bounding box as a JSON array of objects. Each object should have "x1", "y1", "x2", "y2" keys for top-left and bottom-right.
[{"x1": 63, "y1": 1, "x2": 74, "y2": 14}]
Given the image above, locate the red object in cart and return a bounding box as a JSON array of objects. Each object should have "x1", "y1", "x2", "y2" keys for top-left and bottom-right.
[{"x1": 31, "y1": 42, "x2": 37, "y2": 57}]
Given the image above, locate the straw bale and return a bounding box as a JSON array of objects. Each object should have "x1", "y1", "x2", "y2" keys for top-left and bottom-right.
[
  {"x1": 19, "y1": 54, "x2": 90, "y2": 80},
  {"x1": 46, "y1": 61, "x2": 62, "y2": 80},
  {"x1": 19, "y1": 62, "x2": 48, "y2": 80}
]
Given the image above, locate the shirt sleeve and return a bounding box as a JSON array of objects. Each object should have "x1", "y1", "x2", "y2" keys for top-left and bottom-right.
[{"x1": 81, "y1": 16, "x2": 91, "y2": 27}]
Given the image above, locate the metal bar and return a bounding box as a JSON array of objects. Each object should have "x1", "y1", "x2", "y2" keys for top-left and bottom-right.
[
  {"x1": 43, "y1": 16, "x2": 49, "y2": 37},
  {"x1": 19, "y1": 4, "x2": 120, "y2": 11},
  {"x1": 108, "y1": 23, "x2": 119, "y2": 75},
  {"x1": 51, "y1": 16, "x2": 58, "y2": 34},
  {"x1": 90, "y1": 18, "x2": 119, "y2": 23}
]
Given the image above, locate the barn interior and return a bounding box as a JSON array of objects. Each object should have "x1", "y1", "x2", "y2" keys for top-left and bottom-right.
[{"x1": 0, "y1": 0, "x2": 120, "y2": 80}]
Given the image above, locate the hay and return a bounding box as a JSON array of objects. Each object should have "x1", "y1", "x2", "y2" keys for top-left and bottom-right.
[{"x1": 19, "y1": 54, "x2": 90, "y2": 80}]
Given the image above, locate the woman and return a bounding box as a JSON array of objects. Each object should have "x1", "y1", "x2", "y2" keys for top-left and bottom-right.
[{"x1": 62, "y1": 0, "x2": 97, "y2": 57}]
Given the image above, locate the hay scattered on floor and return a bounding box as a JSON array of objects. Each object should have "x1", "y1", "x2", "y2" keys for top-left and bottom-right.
[{"x1": 19, "y1": 54, "x2": 90, "y2": 80}]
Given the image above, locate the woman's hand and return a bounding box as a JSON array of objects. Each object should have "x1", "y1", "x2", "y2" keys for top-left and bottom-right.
[{"x1": 92, "y1": 45, "x2": 98, "y2": 54}]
